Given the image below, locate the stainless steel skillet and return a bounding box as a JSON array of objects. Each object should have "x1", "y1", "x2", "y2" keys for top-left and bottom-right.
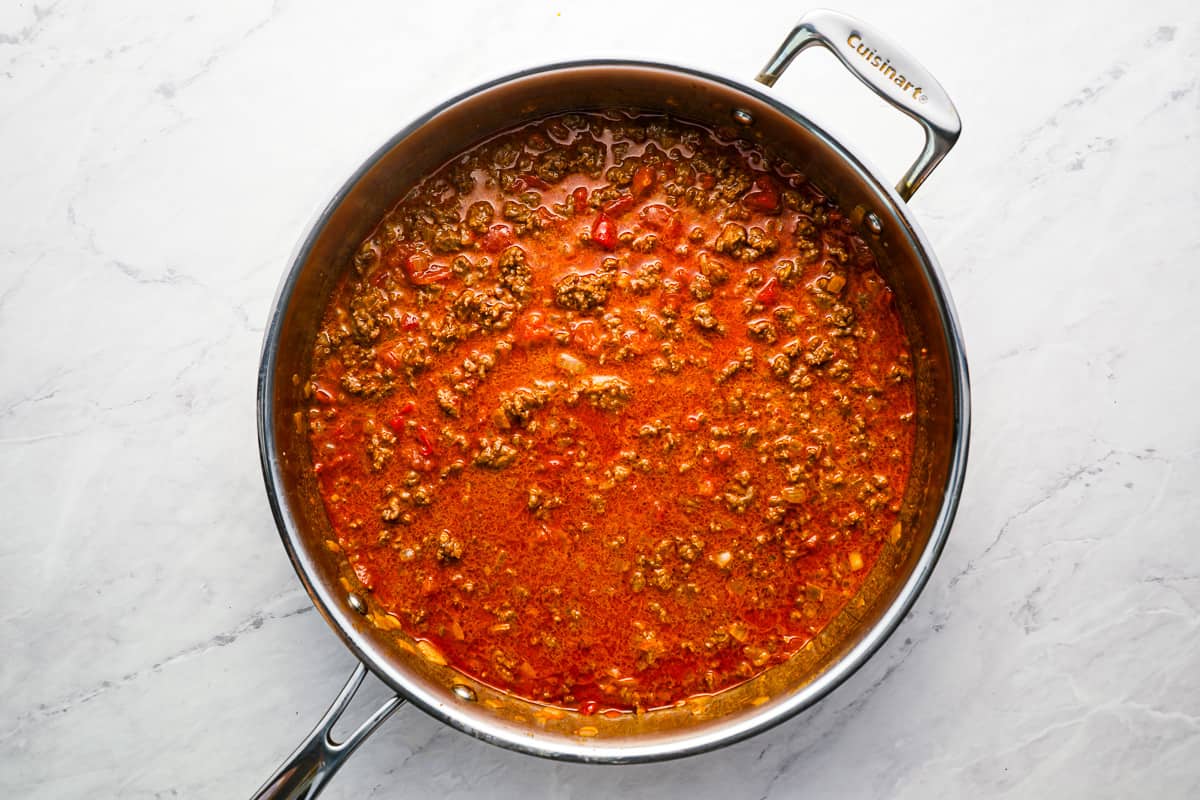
[{"x1": 254, "y1": 9, "x2": 968, "y2": 797}]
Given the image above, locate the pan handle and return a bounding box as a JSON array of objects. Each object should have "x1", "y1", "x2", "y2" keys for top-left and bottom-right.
[
  {"x1": 756, "y1": 8, "x2": 961, "y2": 201},
  {"x1": 251, "y1": 663, "x2": 405, "y2": 800}
]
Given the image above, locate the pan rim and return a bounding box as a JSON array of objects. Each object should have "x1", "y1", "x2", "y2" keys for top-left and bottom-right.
[{"x1": 256, "y1": 56, "x2": 970, "y2": 763}]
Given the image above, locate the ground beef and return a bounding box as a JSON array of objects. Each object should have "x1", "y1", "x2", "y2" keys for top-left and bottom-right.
[
  {"x1": 774, "y1": 258, "x2": 802, "y2": 287},
  {"x1": 474, "y1": 437, "x2": 519, "y2": 468},
  {"x1": 714, "y1": 223, "x2": 779, "y2": 261},
  {"x1": 629, "y1": 261, "x2": 663, "y2": 294},
  {"x1": 452, "y1": 289, "x2": 518, "y2": 332},
  {"x1": 465, "y1": 201, "x2": 495, "y2": 234},
  {"x1": 805, "y1": 339, "x2": 836, "y2": 367},
  {"x1": 747, "y1": 319, "x2": 778, "y2": 343},
  {"x1": 349, "y1": 287, "x2": 389, "y2": 343},
  {"x1": 554, "y1": 272, "x2": 609, "y2": 312},
  {"x1": 430, "y1": 223, "x2": 466, "y2": 254},
  {"x1": 435, "y1": 530, "x2": 465, "y2": 562},
  {"x1": 691, "y1": 303, "x2": 722, "y2": 333},
  {"x1": 497, "y1": 246, "x2": 533, "y2": 300},
  {"x1": 574, "y1": 375, "x2": 633, "y2": 411},
  {"x1": 497, "y1": 384, "x2": 552, "y2": 427},
  {"x1": 534, "y1": 149, "x2": 570, "y2": 183},
  {"x1": 697, "y1": 252, "x2": 729, "y2": 285},
  {"x1": 436, "y1": 387, "x2": 461, "y2": 418}
]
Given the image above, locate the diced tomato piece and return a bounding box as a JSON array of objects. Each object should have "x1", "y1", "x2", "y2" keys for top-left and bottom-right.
[
  {"x1": 603, "y1": 194, "x2": 635, "y2": 217},
  {"x1": 640, "y1": 203, "x2": 674, "y2": 230},
  {"x1": 386, "y1": 401, "x2": 416, "y2": 432},
  {"x1": 515, "y1": 310, "x2": 551, "y2": 346},
  {"x1": 379, "y1": 342, "x2": 405, "y2": 370},
  {"x1": 743, "y1": 174, "x2": 780, "y2": 212},
  {"x1": 580, "y1": 700, "x2": 600, "y2": 716},
  {"x1": 392, "y1": 249, "x2": 418, "y2": 273},
  {"x1": 389, "y1": 248, "x2": 450, "y2": 286},
  {"x1": 409, "y1": 264, "x2": 450, "y2": 285},
  {"x1": 591, "y1": 214, "x2": 617, "y2": 249},
  {"x1": 743, "y1": 191, "x2": 779, "y2": 211},
  {"x1": 571, "y1": 319, "x2": 600, "y2": 353},
  {"x1": 480, "y1": 224, "x2": 515, "y2": 253},
  {"x1": 520, "y1": 173, "x2": 550, "y2": 190},
  {"x1": 571, "y1": 186, "x2": 589, "y2": 215},
  {"x1": 697, "y1": 172, "x2": 716, "y2": 190},
  {"x1": 755, "y1": 276, "x2": 781, "y2": 306},
  {"x1": 631, "y1": 165, "x2": 657, "y2": 197},
  {"x1": 312, "y1": 381, "x2": 337, "y2": 405},
  {"x1": 400, "y1": 312, "x2": 421, "y2": 330},
  {"x1": 414, "y1": 425, "x2": 436, "y2": 457}
]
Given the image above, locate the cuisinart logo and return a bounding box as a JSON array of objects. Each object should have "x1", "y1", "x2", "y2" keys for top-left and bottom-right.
[{"x1": 846, "y1": 33, "x2": 927, "y2": 102}]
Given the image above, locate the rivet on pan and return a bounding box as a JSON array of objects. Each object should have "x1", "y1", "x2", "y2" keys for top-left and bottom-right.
[
  {"x1": 347, "y1": 594, "x2": 367, "y2": 615},
  {"x1": 732, "y1": 109, "x2": 754, "y2": 126},
  {"x1": 452, "y1": 684, "x2": 478, "y2": 702},
  {"x1": 865, "y1": 212, "x2": 883, "y2": 235}
]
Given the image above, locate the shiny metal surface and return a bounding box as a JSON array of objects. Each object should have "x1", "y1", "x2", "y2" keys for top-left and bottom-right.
[
  {"x1": 758, "y1": 9, "x2": 962, "y2": 200},
  {"x1": 256, "y1": 13, "x2": 969, "y2": 789},
  {"x1": 250, "y1": 664, "x2": 404, "y2": 800}
]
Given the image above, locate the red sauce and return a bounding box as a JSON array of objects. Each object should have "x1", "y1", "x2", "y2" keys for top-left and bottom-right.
[{"x1": 305, "y1": 113, "x2": 916, "y2": 712}]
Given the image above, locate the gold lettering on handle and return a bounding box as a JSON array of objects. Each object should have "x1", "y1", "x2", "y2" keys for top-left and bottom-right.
[{"x1": 845, "y1": 32, "x2": 927, "y2": 103}]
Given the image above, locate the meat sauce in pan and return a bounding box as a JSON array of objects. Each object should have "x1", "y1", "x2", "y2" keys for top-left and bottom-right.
[{"x1": 304, "y1": 112, "x2": 916, "y2": 714}]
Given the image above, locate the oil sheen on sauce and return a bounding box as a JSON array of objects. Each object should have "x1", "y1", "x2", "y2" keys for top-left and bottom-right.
[{"x1": 304, "y1": 112, "x2": 916, "y2": 714}]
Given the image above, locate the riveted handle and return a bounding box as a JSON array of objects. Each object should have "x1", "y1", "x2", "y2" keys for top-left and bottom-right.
[
  {"x1": 251, "y1": 663, "x2": 405, "y2": 800},
  {"x1": 757, "y1": 8, "x2": 961, "y2": 201}
]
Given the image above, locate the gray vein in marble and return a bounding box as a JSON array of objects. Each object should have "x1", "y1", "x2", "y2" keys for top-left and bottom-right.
[
  {"x1": 3, "y1": 594, "x2": 313, "y2": 741},
  {"x1": 1017, "y1": 25, "x2": 1179, "y2": 158},
  {"x1": 153, "y1": 0, "x2": 287, "y2": 102},
  {"x1": 0, "y1": 2, "x2": 60, "y2": 48},
  {"x1": 948, "y1": 449, "x2": 1158, "y2": 588},
  {"x1": 754, "y1": 633, "x2": 924, "y2": 800}
]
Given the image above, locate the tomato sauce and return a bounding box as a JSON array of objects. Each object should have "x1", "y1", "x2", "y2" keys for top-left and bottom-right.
[{"x1": 304, "y1": 113, "x2": 916, "y2": 712}]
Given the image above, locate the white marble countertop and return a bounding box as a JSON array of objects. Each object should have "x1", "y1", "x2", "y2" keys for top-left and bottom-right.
[{"x1": 3, "y1": 0, "x2": 1198, "y2": 797}]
